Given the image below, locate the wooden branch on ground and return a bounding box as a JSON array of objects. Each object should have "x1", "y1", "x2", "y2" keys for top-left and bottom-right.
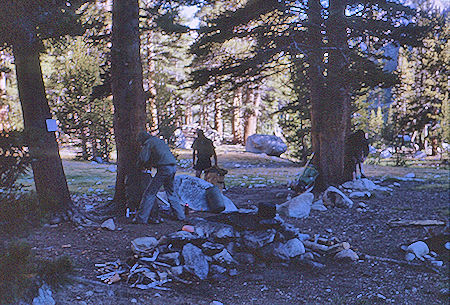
[
  {"x1": 388, "y1": 220, "x2": 445, "y2": 227},
  {"x1": 363, "y1": 254, "x2": 440, "y2": 273}
]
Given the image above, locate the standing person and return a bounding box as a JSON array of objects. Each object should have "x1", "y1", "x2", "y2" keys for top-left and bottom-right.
[
  {"x1": 133, "y1": 131, "x2": 185, "y2": 224},
  {"x1": 192, "y1": 129, "x2": 217, "y2": 178}
]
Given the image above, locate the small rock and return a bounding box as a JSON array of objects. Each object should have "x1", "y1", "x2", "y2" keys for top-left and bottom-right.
[
  {"x1": 430, "y1": 260, "x2": 443, "y2": 267},
  {"x1": 131, "y1": 299, "x2": 137, "y2": 303},
  {"x1": 405, "y1": 253, "x2": 415, "y2": 261},
  {"x1": 311, "y1": 199, "x2": 327, "y2": 211},
  {"x1": 85, "y1": 291, "x2": 94, "y2": 297},
  {"x1": 274, "y1": 238, "x2": 305, "y2": 259},
  {"x1": 210, "y1": 264, "x2": 227, "y2": 275},
  {"x1": 131, "y1": 237, "x2": 158, "y2": 254},
  {"x1": 406, "y1": 241, "x2": 429, "y2": 260},
  {"x1": 297, "y1": 233, "x2": 310, "y2": 241},
  {"x1": 158, "y1": 252, "x2": 180, "y2": 266},
  {"x1": 201, "y1": 241, "x2": 225, "y2": 256},
  {"x1": 32, "y1": 284, "x2": 55, "y2": 305},
  {"x1": 101, "y1": 218, "x2": 115, "y2": 231},
  {"x1": 242, "y1": 230, "x2": 276, "y2": 249},
  {"x1": 228, "y1": 268, "x2": 238, "y2": 276},
  {"x1": 377, "y1": 293, "x2": 387, "y2": 300},
  {"x1": 323, "y1": 186, "x2": 354, "y2": 208},
  {"x1": 170, "y1": 266, "x2": 184, "y2": 276},
  {"x1": 278, "y1": 192, "x2": 314, "y2": 218},
  {"x1": 349, "y1": 191, "x2": 371, "y2": 199},
  {"x1": 357, "y1": 202, "x2": 368, "y2": 208},
  {"x1": 182, "y1": 243, "x2": 209, "y2": 280},
  {"x1": 404, "y1": 172, "x2": 415, "y2": 178},
  {"x1": 334, "y1": 249, "x2": 359, "y2": 262},
  {"x1": 213, "y1": 249, "x2": 236, "y2": 266},
  {"x1": 210, "y1": 301, "x2": 224, "y2": 305},
  {"x1": 300, "y1": 252, "x2": 314, "y2": 261}
]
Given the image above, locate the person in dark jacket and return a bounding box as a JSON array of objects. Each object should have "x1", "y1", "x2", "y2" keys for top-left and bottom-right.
[
  {"x1": 345, "y1": 130, "x2": 369, "y2": 179},
  {"x1": 133, "y1": 131, "x2": 185, "y2": 224},
  {"x1": 192, "y1": 129, "x2": 217, "y2": 178}
]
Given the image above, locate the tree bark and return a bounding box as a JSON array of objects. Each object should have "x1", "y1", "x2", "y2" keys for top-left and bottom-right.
[
  {"x1": 13, "y1": 40, "x2": 72, "y2": 212},
  {"x1": 327, "y1": 0, "x2": 352, "y2": 183},
  {"x1": 243, "y1": 86, "x2": 261, "y2": 143},
  {"x1": 307, "y1": 0, "x2": 352, "y2": 189},
  {"x1": 111, "y1": 0, "x2": 146, "y2": 212},
  {"x1": 214, "y1": 95, "x2": 223, "y2": 137},
  {"x1": 232, "y1": 87, "x2": 243, "y2": 144}
]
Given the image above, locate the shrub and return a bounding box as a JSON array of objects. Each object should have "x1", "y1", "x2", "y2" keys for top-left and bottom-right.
[
  {"x1": 0, "y1": 192, "x2": 42, "y2": 237},
  {"x1": 0, "y1": 241, "x2": 34, "y2": 304},
  {"x1": 0, "y1": 242, "x2": 74, "y2": 304},
  {"x1": 38, "y1": 256, "x2": 73, "y2": 288},
  {"x1": 0, "y1": 130, "x2": 30, "y2": 188}
]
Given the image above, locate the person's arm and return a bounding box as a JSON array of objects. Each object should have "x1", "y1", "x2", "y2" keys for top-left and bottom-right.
[
  {"x1": 192, "y1": 149, "x2": 197, "y2": 166},
  {"x1": 137, "y1": 142, "x2": 151, "y2": 169}
]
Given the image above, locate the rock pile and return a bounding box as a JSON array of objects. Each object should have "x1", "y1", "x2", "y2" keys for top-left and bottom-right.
[{"x1": 96, "y1": 211, "x2": 358, "y2": 288}]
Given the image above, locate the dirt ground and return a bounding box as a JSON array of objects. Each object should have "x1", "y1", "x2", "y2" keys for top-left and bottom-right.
[{"x1": 19, "y1": 156, "x2": 450, "y2": 305}]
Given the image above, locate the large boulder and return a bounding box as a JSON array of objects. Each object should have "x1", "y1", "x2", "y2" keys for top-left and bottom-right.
[
  {"x1": 174, "y1": 175, "x2": 238, "y2": 212},
  {"x1": 245, "y1": 134, "x2": 287, "y2": 157}
]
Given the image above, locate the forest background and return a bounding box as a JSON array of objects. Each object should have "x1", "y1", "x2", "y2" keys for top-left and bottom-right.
[{"x1": 0, "y1": 0, "x2": 448, "y2": 213}]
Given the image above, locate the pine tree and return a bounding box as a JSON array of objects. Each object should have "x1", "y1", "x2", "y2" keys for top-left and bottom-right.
[
  {"x1": 0, "y1": 0, "x2": 91, "y2": 222},
  {"x1": 190, "y1": 0, "x2": 425, "y2": 187},
  {"x1": 392, "y1": 1, "x2": 447, "y2": 152}
]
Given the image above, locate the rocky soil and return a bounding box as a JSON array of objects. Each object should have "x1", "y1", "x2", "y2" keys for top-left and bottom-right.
[{"x1": 20, "y1": 171, "x2": 448, "y2": 305}]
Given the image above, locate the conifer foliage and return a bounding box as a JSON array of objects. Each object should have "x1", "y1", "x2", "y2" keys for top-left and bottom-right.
[
  {"x1": 0, "y1": 1, "x2": 88, "y2": 213},
  {"x1": 190, "y1": 0, "x2": 426, "y2": 187}
]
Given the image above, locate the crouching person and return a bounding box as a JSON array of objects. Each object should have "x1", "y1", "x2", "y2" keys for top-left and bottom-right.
[{"x1": 133, "y1": 131, "x2": 185, "y2": 224}]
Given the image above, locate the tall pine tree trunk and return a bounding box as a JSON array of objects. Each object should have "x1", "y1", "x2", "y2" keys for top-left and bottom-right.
[
  {"x1": 232, "y1": 87, "x2": 243, "y2": 144},
  {"x1": 13, "y1": 39, "x2": 72, "y2": 212},
  {"x1": 308, "y1": 0, "x2": 352, "y2": 189},
  {"x1": 244, "y1": 86, "x2": 261, "y2": 143},
  {"x1": 111, "y1": 0, "x2": 146, "y2": 211},
  {"x1": 214, "y1": 96, "x2": 223, "y2": 137}
]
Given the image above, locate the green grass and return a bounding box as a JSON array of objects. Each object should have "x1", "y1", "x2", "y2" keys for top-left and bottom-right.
[{"x1": 12, "y1": 145, "x2": 449, "y2": 195}]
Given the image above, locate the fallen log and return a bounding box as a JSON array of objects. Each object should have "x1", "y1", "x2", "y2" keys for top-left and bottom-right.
[
  {"x1": 303, "y1": 240, "x2": 329, "y2": 252},
  {"x1": 363, "y1": 254, "x2": 439, "y2": 273},
  {"x1": 388, "y1": 220, "x2": 445, "y2": 227}
]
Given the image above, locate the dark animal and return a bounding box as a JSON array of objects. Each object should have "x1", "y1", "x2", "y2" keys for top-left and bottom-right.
[{"x1": 345, "y1": 130, "x2": 369, "y2": 179}]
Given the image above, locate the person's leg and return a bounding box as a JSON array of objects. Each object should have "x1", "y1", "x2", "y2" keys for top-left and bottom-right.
[
  {"x1": 161, "y1": 165, "x2": 185, "y2": 220},
  {"x1": 195, "y1": 169, "x2": 202, "y2": 178},
  {"x1": 136, "y1": 170, "x2": 164, "y2": 223},
  {"x1": 359, "y1": 162, "x2": 366, "y2": 178}
]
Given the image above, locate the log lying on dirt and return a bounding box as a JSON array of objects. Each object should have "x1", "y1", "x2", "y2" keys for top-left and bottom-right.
[
  {"x1": 363, "y1": 254, "x2": 440, "y2": 273},
  {"x1": 303, "y1": 240, "x2": 351, "y2": 255},
  {"x1": 388, "y1": 219, "x2": 446, "y2": 227}
]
